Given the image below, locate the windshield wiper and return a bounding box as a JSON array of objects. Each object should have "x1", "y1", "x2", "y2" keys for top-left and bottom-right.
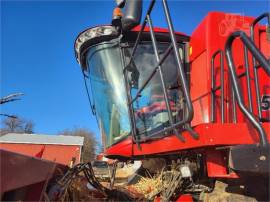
[{"x1": 124, "y1": 49, "x2": 140, "y2": 88}]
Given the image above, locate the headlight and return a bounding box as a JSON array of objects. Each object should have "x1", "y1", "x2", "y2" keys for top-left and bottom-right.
[{"x1": 74, "y1": 25, "x2": 119, "y2": 66}]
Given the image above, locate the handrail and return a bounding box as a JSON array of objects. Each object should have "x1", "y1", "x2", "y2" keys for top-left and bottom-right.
[
  {"x1": 225, "y1": 30, "x2": 270, "y2": 146},
  {"x1": 211, "y1": 50, "x2": 225, "y2": 123},
  {"x1": 250, "y1": 12, "x2": 270, "y2": 119},
  {"x1": 243, "y1": 46, "x2": 253, "y2": 112},
  {"x1": 162, "y1": 0, "x2": 194, "y2": 124},
  {"x1": 147, "y1": 14, "x2": 182, "y2": 141},
  {"x1": 121, "y1": 0, "x2": 198, "y2": 144}
]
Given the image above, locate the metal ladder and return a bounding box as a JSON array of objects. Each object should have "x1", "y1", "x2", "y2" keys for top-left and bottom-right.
[{"x1": 122, "y1": 0, "x2": 199, "y2": 147}]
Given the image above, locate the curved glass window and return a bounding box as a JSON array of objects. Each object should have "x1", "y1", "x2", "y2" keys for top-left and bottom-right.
[
  {"x1": 86, "y1": 42, "x2": 131, "y2": 147},
  {"x1": 86, "y1": 40, "x2": 185, "y2": 147}
]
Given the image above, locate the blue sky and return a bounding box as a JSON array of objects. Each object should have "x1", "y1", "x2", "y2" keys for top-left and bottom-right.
[{"x1": 1, "y1": 0, "x2": 268, "y2": 143}]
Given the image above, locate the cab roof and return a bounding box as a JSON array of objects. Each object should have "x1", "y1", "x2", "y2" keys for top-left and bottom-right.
[{"x1": 75, "y1": 25, "x2": 189, "y2": 70}]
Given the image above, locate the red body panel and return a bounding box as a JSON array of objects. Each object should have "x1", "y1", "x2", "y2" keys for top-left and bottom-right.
[
  {"x1": 0, "y1": 143, "x2": 82, "y2": 165},
  {"x1": 190, "y1": 12, "x2": 256, "y2": 125},
  {"x1": 1, "y1": 149, "x2": 66, "y2": 199},
  {"x1": 132, "y1": 25, "x2": 188, "y2": 38},
  {"x1": 176, "y1": 194, "x2": 194, "y2": 202},
  {"x1": 205, "y1": 149, "x2": 238, "y2": 178},
  {"x1": 105, "y1": 123, "x2": 270, "y2": 158},
  {"x1": 106, "y1": 137, "x2": 133, "y2": 157}
]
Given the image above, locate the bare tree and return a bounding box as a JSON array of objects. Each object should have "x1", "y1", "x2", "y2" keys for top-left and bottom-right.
[
  {"x1": 3, "y1": 117, "x2": 23, "y2": 132},
  {"x1": 1, "y1": 116, "x2": 35, "y2": 135},
  {"x1": 59, "y1": 128, "x2": 97, "y2": 162},
  {"x1": 24, "y1": 121, "x2": 34, "y2": 133}
]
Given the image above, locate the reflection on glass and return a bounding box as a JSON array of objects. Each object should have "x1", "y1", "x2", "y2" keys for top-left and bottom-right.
[
  {"x1": 86, "y1": 42, "x2": 131, "y2": 147},
  {"x1": 125, "y1": 43, "x2": 185, "y2": 137}
]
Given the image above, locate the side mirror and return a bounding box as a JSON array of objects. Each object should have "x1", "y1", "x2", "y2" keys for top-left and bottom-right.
[{"x1": 121, "y1": 0, "x2": 142, "y2": 31}]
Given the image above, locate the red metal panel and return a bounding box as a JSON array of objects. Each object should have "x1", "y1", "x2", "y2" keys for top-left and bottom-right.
[
  {"x1": 206, "y1": 150, "x2": 227, "y2": 177},
  {"x1": 132, "y1": 123, "x2": 269, "y2": 156},
  {"x1": 154, "y1": 194, "x2": 194, "y2": 202},
  {"x1": 189, "y1": 15, "x2": 207, "y2": 61},
  {"x1": 190, "y1": 51, "x2": 210, "y2": 125},
  {"x1": 176, "y1": 194, "x2": 194, "y2": 202},
  {"x1": 0, "y1": 149, "x2": 66, "y2": 193},
  {"x1": 0, "y1": 143, "x2": 81, "y2": 165},
  {"x1": 42, "y1": 145, "x2": 81, "y2": 165},
  {"x1": 205, "y1": 150, "x2": 238, "y2": 178},
  {"x1": 132, "y1": 25, "x2": 188, "y2": 38},
  {"x1": 105, "y1": 123, "x2": 270, "y2": 158},
  {"x1": 105, "y1": 137, "x2": 133, "y2": 157},
  {"x1": 258, "y1": 28, "x2": 270, "y2": 121},
  {"x1": 190, "y1": 12, "x2": 259, "y2": 125},
  {"x1": 25, "y1": 181, "x2": 46, "y2": 201}
]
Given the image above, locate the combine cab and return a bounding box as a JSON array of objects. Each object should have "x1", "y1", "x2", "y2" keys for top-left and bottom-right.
[{"x1": 75, "y1": 0, "x2": 270, "y2": 201}]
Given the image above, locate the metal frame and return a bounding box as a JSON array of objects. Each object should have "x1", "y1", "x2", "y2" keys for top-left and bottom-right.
[
  {"x1": 122, "y1": 0, "x2": 198, "y2": 146},
  {"x1": 243, "y1": 45, "x2": 253, "y2": 112},
  {"x1": 211, "y1": 50, "x2": 225, "y2": 123},
  {"x1": 250, "y1": 13, "x2": 270, "y2": 120},
  {"x1": 225, "y1": 30, "x2": 270, "y2": 146}
]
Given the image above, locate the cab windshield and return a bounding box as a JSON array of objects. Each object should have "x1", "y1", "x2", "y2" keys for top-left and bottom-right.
[
  {"x1": 86, "y1": 41, "x2": 184, "y2": 147},
  {"x1": 124, "y1": 42, "x2": 184, "y2": 138},
  {"x1": 87, "y1": 41, "x2": 130, "y2": 147}
]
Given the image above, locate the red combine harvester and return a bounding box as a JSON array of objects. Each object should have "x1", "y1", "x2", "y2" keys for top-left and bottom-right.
[{"x1": 75, "y1": 0, "x2": 270, "y2": 201}]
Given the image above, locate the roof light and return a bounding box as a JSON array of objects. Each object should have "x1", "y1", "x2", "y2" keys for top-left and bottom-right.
[{"x1": 75, "y1": 25, "x2": 119, "y2": 65}]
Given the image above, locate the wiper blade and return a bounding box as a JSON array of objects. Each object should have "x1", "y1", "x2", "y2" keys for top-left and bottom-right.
[{"x1": 124, "y1": 49, "x2": 140, "y2": 88}]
